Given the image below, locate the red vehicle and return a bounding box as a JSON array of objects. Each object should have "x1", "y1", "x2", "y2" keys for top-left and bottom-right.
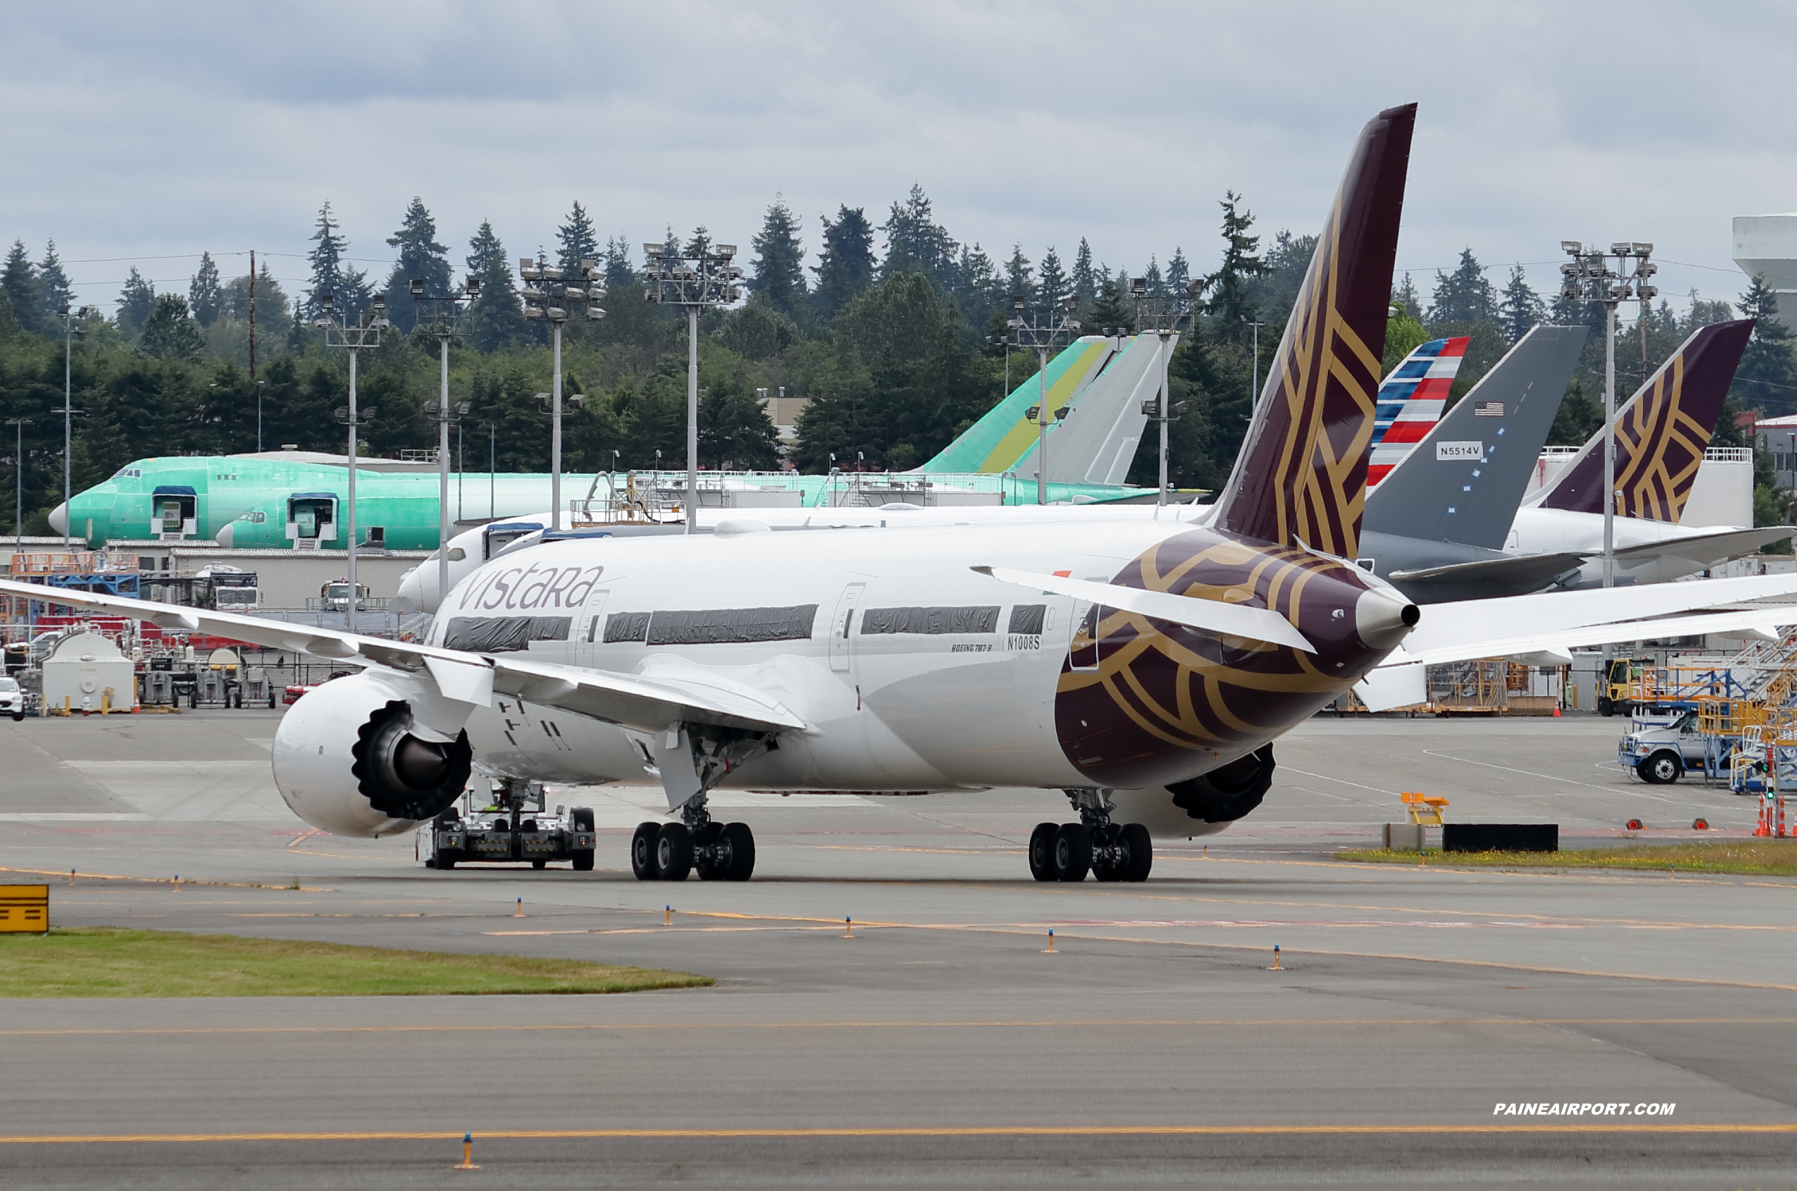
[{"x1": 282, "y1": 672, "x2": 349, "y2": 706}]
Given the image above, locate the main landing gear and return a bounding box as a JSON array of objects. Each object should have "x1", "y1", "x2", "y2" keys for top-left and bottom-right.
[
  {"x1": 631, "y1": 800, "x2": 755, "y2": 882},
  {"x1": 1029, "y1": 790, "x2": 1151, "y2": 883}
]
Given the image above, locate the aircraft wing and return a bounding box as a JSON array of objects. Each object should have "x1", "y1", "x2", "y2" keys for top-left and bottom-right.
[
  {"x1": 1353, "y1": 572, "x2": 1797, "y2": 710},
  {"x1": 1387, "y1": 551, "x2": 1587, "y2": 595},
  {"x1": 972, "y1": 565, "x2": 1316, "y2": 652},
  {"x1": 0, "y1": 580, "x2": 807, "y2": 736},
  {"x1": 1611, "y1": 525, "x2": 1797, "y2": 568}
]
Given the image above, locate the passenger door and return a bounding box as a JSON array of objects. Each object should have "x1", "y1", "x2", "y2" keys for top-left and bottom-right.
[{"x1": 829, "y1": 582, "x2": 864, "y2": 674}]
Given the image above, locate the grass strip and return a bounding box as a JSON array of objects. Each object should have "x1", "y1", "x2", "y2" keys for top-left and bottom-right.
[
  {"x1": 0, "y1": 927, "x2": 710, "y2": 998},
  {"x1": 1334, "y1": 842, "x2": 1797, "y2": 877}
]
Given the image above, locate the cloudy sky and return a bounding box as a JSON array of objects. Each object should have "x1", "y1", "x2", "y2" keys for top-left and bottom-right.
[{"x1": 4, "y1": 1, "x2": 1792, "y2": 318}]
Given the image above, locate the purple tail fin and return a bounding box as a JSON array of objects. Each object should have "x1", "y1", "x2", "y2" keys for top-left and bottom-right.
[
  {"x1": 1211, "y1": 104, "x2": 1415, "y2": 558},
  {"x1": 1537, "y1": 319, "x2": 1754, "y2": 521}
]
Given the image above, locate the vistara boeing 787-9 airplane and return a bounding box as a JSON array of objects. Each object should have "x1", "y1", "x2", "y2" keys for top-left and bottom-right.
[{"x1": 12, "y1": 104, "x2": 1797, "y2": 884}]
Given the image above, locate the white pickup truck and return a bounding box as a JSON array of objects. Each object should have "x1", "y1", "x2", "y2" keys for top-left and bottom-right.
[{"x1": 1618, "y1": 709, "x2": 1707, "y2": 784}]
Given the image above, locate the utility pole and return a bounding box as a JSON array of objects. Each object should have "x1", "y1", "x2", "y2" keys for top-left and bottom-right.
[
  {"x1": 643, "y1": 239, "x2": 742, "y2": 533},
  {"x1": 6, "y1": 418, "x2": 29, "y2": 553},
  {"x1": 1005, "y1": 295, "x2": 1081, "y2": 505},
  {"x1": 411, "y1": 275, "x2": 480, "y2": 606},
  {"x1": 1560, "y1": 241, "x2": 1657, "y2": 591},
  {"x1": 249, "y1": 249, "x2": 257, "y2": 384},
  {"x1": 57, "y1": 306, "x2": 91, "y2": 549},
  {"x1": 314, "y1": 292, "x2": 389, "y2": 630},
  {"x1": 519, "y1": 257, "x2": 605, "y2": 530},
  {"x1": 1132, "y1": 277, "x2": 1202, "y2": 505}
]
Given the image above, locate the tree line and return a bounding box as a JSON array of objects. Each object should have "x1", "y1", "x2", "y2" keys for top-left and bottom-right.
[{"x1": 1, "y1": 189, "x2": 1790, "y2": 535}]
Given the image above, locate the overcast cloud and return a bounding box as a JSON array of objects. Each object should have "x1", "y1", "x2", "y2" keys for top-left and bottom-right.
[{"x1": 3, "y1": 1, "x2": 1792, "y2": 316}]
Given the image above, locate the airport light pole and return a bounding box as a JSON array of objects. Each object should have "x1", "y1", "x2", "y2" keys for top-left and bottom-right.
[
  {"x1": 643, "y1": 240, "x2": 743, "y2": 533},
  {"x1": 1008, "y1": 295, "x2": 1082, "y2": 506},
  {"x1": 6, "y1": 418, "x2": 29, "y2": 552},
  {"x1": 316, "y1": 292, "x2": 389, "y2": 630},
  {"x1": 519, "y1": 257, "x2": 605, "y2": 531},
  {"x1": 57, "y1": 306, "x2": 92, "y2": 549},
  {"x1": 1132, "y1": 278, "x2": 1202, "y2": 506},
  {"x1": 411, "y1": 276, "x2": 482, "y2": 603},
  {"x1": 1560, "y1": 241, "x2": 1657, "y2": 590}
]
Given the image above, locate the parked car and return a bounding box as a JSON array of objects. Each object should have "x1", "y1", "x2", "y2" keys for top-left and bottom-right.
[{"x1": 0, "y1": 675, "x2": 23, "y2": 720}]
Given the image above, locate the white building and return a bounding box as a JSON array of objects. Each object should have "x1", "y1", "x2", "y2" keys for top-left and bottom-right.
[{"x1": 1733, "y1": 213, "x2": 1797, "y2": 323}]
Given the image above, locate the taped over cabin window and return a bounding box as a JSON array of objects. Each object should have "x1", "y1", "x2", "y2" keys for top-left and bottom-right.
[
  {"x1": 444, "y1": 616, "x2": 572, "y2": 653},
  {"x1": 603, "y1": 611, "x2": 652, "y2": 643},
  {"x1": 1007, "y1": 604, "x2": 1046, "y2": 635},
  {"x1": 860, "y1": 606, "x2": 1000, "y2": 635},
  {"x1": 645, "y1": 605, "x2": 819, "y2": 645}
]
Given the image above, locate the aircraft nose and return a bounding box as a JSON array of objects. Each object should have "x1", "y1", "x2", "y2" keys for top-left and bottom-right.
[
  {"x1": 395, "y1": 563, "x2": 433, "y2": 615},
  {"x1": 1354, "y1": 586, "x2": 1420, "y2": 652},
  {"x1": 214, "y1": 522, "x2": 235, "y2": 548},
  {"x1": 48, "y1": 501, "x2": 68, "y2": 535}
]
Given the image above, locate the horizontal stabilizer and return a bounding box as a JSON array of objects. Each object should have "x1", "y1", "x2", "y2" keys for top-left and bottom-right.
[
  {"x1": 971, "y1": 565, "x2": 1315, "y2": 652},
  {"x1": 0, "y1": 579, "x2": 807, "y2": 736}
]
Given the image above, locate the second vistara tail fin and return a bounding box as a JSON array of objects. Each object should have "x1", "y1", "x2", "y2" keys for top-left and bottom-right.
[
  {"x1": 1211, "y1": 103, "x2": 1415, "y2": 557},
  {"x1": 1531, "y1": 318, "x2": 1755, "y2": 522}
]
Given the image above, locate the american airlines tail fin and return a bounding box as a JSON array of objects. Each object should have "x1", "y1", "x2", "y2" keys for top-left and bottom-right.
[
  {"x1": 1364, "y1": 324, "x2": 1588, "y2": 549},
  {"x1": 1530, "y1": 318, "x2": 1755, "y2": 521},
  {"x1": 1211, "y1": 103, "x2": 1415, "y2": 557},
  {"x1": 1367, "y1": 335, "x2": 1468, "y2": 488}
]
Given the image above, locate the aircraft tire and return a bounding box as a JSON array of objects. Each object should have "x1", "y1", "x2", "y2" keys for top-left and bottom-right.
[
  {"x1": 1027, "y1": 823, "x2": 1058, "y2": 882},
  {"x1": 655, "y1": 823, "x2": 693, "y2": 881},
  {"x1": 693, "y1": 823, "x2": 725, "y2": 880},
  {"x1": 721, "y1": 822, "x2": 756, "y2": 881},
  {"x1": 1120, "y1": 823, "x2": 1153, "y2": 882},
  {"x1": 631, "y1": 822, "x2": 661, "y2": 880},
  {"x1": 1053, "y1": 824, "x2": 1091, "y2": 883}
]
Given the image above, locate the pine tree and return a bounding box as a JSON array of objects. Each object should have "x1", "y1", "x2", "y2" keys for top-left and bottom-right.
[
  {"x1": 1036, "y1": 247, "x2": 1069, "y2": 316},
  {"x1": 1003, "y1": 244, "x2": 1034, "y2": 308},
  {"x1": 38, "y1": 241, "x2": 72, "y2": 324},
  {"x1": 555, "y1": 200, "x2": 600, "y2": 278},
  {"x1": 116, "y1": 266, "x2": 156, "y2": 335},
  {"x1": 1142, "y1": 255, "x2": 1165, "y2": 297},
  {"x1": 1071, "y1": 238, "x2": 1096, "y2": 305},
  {"x1": 384, "y1": 197, "x2": 452, "y2": 332},
  {"x1": 137, "y1": 293, "x2": 205, "y2": 361},
  {"x1": 1, "y1": 241, "x2": 42, "y2": 335},
  {"x1": 1391, "y1": 272, "x2": 1421, "y2": 320},
  {"x1": 814, "y1": 205, "x2": 875, "y2": 317},
  {"x1": 881, "y1": 184, "x2": 956, "y2": 287},
  {"x1": 464, "y1": 220, "x2": 527, "y2": 351},
  {"x1": 1165, "y1": 248, "x2": 1191, "y2": 297},
  {"x1": 681, "y1": 226, "x2": 712, "y2": 261},
  {"x1": 1429, "y1": 248, "x2": 1496, "y2": 328},
  {"x1": 304, "y1": 201, "x2": 369, "y2": 316},
  {"x1": 951, "y1": 242, "x2": 1000, "y2": 330},
  {"x1": 1204, "y1": 191, "x2": 1263, "y2": 334},
  {"x1": 188, "y1": 251, "x2": 222, "y2": 327},
  {"x1": 749, "y1": 197, "x2": 807, "y2": 315},
  {"x1": 1734, "y1": 274, "x2": 1797, "y2": 416},
  {"x1": 1497, "y1": 264, "x2": 1545, "y2": 344},
  {"x1": 1086, "y1": 277, "x2": 1134, "y2": 335}
]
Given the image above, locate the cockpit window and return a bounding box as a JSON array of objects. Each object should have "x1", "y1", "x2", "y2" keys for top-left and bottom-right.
[
  {"x1": 111, "y1": 467, "x2": 142, "y2": 479},
  {"x1": 447, "y1": 547, "x2": 466, "y2": 561}
]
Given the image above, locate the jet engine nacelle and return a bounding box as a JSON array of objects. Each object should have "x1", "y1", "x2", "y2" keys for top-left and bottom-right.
[
  {"x1": 272, "y1": 671, "x2": 473, "y2": 837},
  {"x1": 1108, "y1": 745, "x2": 1277, "y2": 839}
]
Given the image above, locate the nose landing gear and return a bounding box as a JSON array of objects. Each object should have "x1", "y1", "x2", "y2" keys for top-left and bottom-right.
[{"x1": 1029, "y1": 790, "x2": 1152, "y2": 883}]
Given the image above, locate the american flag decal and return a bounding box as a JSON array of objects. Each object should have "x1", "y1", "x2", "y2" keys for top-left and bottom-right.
[{"x1": 1473, "y1": 401, "x2": 1504, "y2": 418}]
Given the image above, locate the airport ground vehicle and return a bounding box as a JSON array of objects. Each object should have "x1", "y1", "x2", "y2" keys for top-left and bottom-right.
[
  {"x1": 1620, "y1": 708, "x2": 1705, "y2": 783},
  {"x1": 416, "y1": 781, "x2": 595, "y2": 870}
]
